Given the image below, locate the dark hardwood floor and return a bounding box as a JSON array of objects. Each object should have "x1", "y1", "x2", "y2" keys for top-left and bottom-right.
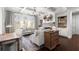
[{"x1": 38, "y1": 35, "x2": 79, "y2": 51}]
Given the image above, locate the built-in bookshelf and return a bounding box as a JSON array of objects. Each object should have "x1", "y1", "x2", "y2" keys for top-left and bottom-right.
[{"x1": 58, "y1": 16, "x2": 67, "y2": 28}]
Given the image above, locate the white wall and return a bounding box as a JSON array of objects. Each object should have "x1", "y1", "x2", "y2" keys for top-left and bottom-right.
[
  {"x1": 56, "y1": 11, "x2": 68, "y2": 37},
  {"x1": 72, "y1": 13, "x2": 79, "y2": 35},
  {"x1": 56, "y1": 10, "x2": 72, "y2": 38},
  {"x1": 0, "y1": 8, "x2": 3, "y2": 34},
  {"x1": 0, "y1": 8, "x2": 5, "y2": 34},
  {"x1": 72, "y1": 15, "x2": 76, "y2": 34}
]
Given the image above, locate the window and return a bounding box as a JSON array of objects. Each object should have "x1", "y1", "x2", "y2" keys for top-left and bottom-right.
[{"x1": 13, "y1": 13, "x2": 36, "y2": 31}]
